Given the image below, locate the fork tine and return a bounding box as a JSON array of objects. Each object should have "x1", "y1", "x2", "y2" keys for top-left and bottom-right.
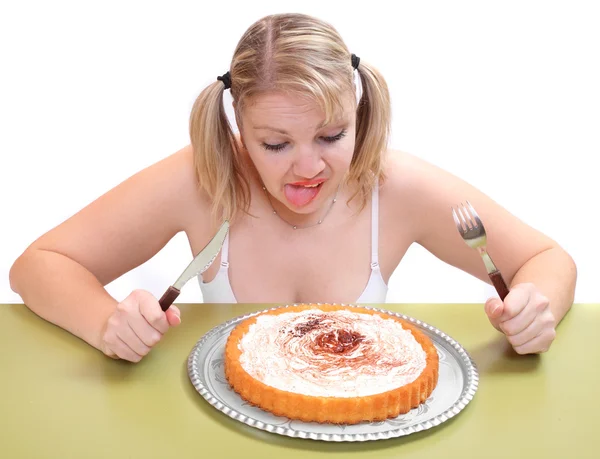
[
  {"x1": 465, "y1": 200, "x2": 482, "y2": 227},
  {"x1": 451, "y1": 207, "x2": 463, "y2": 232},
  {"x1": 457, "y1": 205, "x2": 472, "y2": 230},
  {"x1": 460, "y1": 202, "x2": 478, "y2": 229}
]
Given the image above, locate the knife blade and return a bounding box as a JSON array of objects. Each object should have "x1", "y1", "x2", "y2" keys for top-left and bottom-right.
[{"x1": 158, "y1": 220, "x2": 229, "y2": 311}]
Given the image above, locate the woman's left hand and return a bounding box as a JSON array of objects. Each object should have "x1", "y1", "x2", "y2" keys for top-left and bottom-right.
[{"x1": 485, "y1": 282, "x2": 556, "y2": 354}]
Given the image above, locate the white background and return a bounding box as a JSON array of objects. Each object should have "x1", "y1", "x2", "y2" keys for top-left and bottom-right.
[{"x1": 1, "y1": 0, "x2": 598, "y2": 305}]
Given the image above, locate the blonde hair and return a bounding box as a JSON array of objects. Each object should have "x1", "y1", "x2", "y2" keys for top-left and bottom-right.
[{"x1": 189, "y1": 13, "x2": 391, "y2": 224}]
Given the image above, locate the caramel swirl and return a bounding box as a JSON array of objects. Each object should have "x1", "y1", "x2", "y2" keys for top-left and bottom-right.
[
  {"x1": 315, "y1": 329, "x2": 364, "y2": 354},
  {"x1": 239, "y1": 309, "x2": 427, "y2": 397}
]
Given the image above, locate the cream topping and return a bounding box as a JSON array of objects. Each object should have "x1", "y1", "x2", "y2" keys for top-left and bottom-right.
[{"x1": 238, "y1": 309, "x2": 427, "y2": 397}]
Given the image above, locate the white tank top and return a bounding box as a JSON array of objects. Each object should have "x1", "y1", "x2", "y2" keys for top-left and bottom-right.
[{"x1": 198, "y1": 180, "x2": 388, "y2": 303}]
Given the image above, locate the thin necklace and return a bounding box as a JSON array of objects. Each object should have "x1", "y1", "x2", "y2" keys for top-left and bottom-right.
[{"x1": 262, "y1": 184, "x2": 340, "y2": 230}]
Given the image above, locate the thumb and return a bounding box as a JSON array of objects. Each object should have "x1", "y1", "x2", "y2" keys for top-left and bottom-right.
[
  {"x1": 166, "y1": 305, "x2": 181, "y2": 327},
  {"x1": 485, "y1": 298, "x2": 504, "y2": 331}
]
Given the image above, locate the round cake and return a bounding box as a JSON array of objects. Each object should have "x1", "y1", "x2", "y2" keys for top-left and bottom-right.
[{"x1": 224, "y1": 304, "x2": 439, "y2": 424}]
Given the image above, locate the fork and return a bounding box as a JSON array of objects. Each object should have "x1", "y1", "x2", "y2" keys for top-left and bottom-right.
[{"x1": 452, "y1": 200, "x2": 510, "y2": 300}]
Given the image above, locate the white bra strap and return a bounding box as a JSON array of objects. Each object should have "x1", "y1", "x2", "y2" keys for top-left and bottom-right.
[
  {"x1": 371, "y1": 178, "x2": 379, "y2": 268},
  {"x1": 220, "y1": 230, "x2": 230, "y2": 268}
]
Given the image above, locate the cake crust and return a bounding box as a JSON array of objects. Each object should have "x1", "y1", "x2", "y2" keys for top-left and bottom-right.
[{"x1": 224, "y1": 304, "x2": 439, "y2": 424}]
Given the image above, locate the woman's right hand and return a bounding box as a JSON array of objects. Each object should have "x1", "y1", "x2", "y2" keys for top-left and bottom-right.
[{"x1": 100, "y1": 289, "x2": 181, "y2": 362}]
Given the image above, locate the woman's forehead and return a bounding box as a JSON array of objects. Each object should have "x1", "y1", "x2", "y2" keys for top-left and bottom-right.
[{"x1": 241, "y1": 91, "x2": 353, "y2": 126}]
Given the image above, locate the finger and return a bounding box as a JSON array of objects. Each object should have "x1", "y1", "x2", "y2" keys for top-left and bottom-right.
[
  {"x1": 512, "y1": 327, "x2": 556, "y2": 355},
  {"x1": 499, "y1": 285, "x2": 532, "y2": 322},
  {"x1": 138, "y1": 296, "x2": 170, "y2": 334},
  {"x1": 110, "y1": 336, "x2": 144, "y2": 362},
  {"x1": 504, "y1": 314, "x2": 544, "y2": 348},
  {"x1": 166, "y1": 306, "x2": 181, "y2": 327},
  {"x1": 508, "y1": 306, "x2": 556, "y2": 348},
  {"x1": 485, "y1": 298, "x2": 504, "y2": 319},
  {"x1": 500, "y1": 293, "x2": 549, "y2": 337},
  {"x1": 484, "y1": 298, "x2": 503, "y2": 331},
  {"x1": 117, "y1": 325, "x2": 152, "y2": 356},
  {"x1": 127, "y1": 312, "x2": 164, "y2": 347},
  {"x1": 102, "y1": 347, "x2": 120, "y2": 360},
  {"x1": 499, "y1": 304, "x2": 537, "y2": 337}
]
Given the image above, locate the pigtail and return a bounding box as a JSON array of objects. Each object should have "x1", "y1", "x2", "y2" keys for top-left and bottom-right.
[
  {"x1": 348, "y1": 60, "x2": 391, "y2": 205},
  {"x1": 189, "y1": 79, "x2": 250, "y2": 225}
]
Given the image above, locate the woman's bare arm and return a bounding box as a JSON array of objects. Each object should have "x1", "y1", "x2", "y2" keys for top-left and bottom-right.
[
  {"x1": 386, "y1": 151, "x2": 576, "y2": 324},
  {"x1": 9, "y1": 145, "x2": 208, "y2": 350}
]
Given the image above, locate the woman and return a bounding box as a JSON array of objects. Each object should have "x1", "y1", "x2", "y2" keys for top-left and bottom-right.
[{"x1": 9, "y1": 13, "x2": 576, "y2": 362}]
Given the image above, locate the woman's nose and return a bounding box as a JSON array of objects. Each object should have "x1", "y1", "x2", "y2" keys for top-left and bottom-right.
[{"x1": 292, "y1": 147, "x2": 325, "y2": 179}]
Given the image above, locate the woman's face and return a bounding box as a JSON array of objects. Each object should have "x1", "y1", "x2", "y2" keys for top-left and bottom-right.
[{"x1": 238, "y1": 91, "x2": 356, "y2": 221}]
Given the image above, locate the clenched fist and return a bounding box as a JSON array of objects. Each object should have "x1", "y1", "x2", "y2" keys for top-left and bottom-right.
[
  {"x1": 101, "y1": 289, "x2": 181, "y2": 362},
  {"x1": 485, "y1": 282, "x2": 556, "y2": 355}
]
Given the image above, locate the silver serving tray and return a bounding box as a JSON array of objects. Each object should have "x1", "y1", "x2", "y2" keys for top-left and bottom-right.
[{"x1": 187, "y1": 304, "x2": 479, "y2": 442}]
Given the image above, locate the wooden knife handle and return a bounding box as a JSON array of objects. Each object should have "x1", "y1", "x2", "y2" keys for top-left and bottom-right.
[
  {"x1": 489, "y1": 271, "x2": 510, "y2": 301},
  {"x1": 159, "y1": 286, "x2": 181, "y2": 311}
]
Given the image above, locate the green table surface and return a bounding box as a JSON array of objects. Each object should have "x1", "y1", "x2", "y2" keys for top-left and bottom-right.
[{"x1": 0, "y1": 303, "x2": 596, "y2": 458}]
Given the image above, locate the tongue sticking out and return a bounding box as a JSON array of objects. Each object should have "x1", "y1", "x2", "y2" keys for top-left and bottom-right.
[{"x1": 284, "y1": 183, "x2": 321, "y2": 207}]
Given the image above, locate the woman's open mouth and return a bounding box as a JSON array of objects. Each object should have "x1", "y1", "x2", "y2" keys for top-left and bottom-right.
[{"x1": 283, "y1": 180, "x2": 325, "y2": 207}]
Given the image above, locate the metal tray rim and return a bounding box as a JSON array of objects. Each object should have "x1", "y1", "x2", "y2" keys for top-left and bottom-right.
[{"x1": 187, "y1": 303, "x2": 479, "y2": 442}]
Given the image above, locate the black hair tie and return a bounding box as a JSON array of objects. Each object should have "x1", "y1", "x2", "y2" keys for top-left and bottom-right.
[
  {"x1": 217, "y1": 71, "x2": 231, "y2": 90},
  {"x1": 351, "y1": 54, "x2": 360, "y2": 70}
]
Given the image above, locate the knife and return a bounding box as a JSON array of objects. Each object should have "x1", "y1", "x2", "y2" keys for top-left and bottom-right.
[{"x1": 158, "y1": 220, "x2": 230, "y2": 311}]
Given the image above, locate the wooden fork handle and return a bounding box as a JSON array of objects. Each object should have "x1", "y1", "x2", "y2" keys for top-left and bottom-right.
[{"x1": 489, "y1": 271, "x2": 510, "y2": 301}]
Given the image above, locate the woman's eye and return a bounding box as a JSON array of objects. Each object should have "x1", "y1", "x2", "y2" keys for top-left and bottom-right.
[
  {"x1": 262, "y1": 142, "x2": 288, "y2": 152},
  {"x1": 261, "y1": 129, "x2": 347, "y2": 151},
  {"x1": 322, "y1": 129, "x2": 347, "y2": 143}
]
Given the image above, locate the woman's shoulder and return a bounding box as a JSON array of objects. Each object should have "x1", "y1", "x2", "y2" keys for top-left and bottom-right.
[
  {"x1": 382, "y1": 149, "x2": 434, "y2": 187},
  {"x1": 149, "y1": 144, "x2": 213, "y2": 232},
  {"x1": 378, "y1": 149, "x2": 468, "y2": 236},
  {"x1": 380, "y1": 149, "x2": 433, "y2": 209},
  {"x1": 380, "y1": 149, "x2": 463, "y2": 203}
]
